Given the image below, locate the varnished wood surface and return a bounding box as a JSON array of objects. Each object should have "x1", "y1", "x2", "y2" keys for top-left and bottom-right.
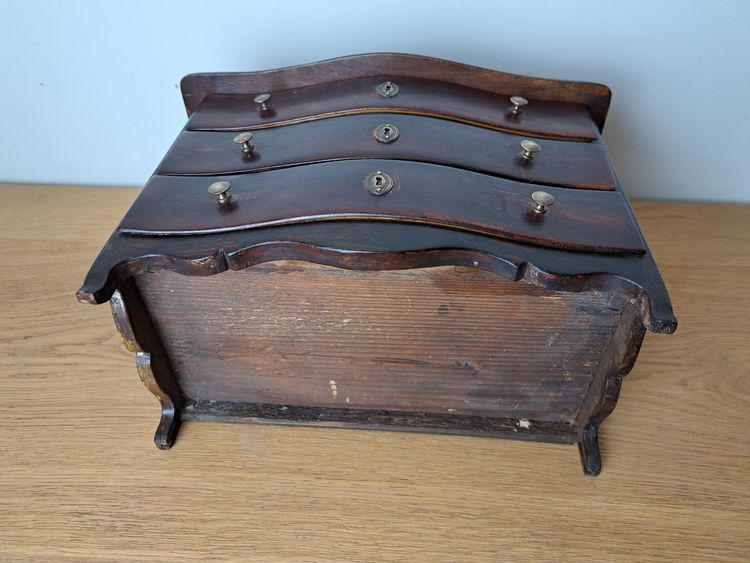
[
  {"x1": 136, "y1": 264, "x2": 622, "y2": 421},
  {"x1": 186, "y1": 77, "x2": 598, "y2": 140},
  {"x1": 160, "y1": 115, "x2": 617, "y2": 189},
  {"x1": 1, "y1": 185, "x2": 748, "y2": 561},
  {"x1": 124, "y1": 161, "x2": 639, "y2": 254},
  {"x1": 180, "y1": 53, "x2": 612, "y2": 129}
]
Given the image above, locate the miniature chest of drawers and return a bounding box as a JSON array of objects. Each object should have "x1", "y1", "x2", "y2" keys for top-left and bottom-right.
[{"x1": 78, "y1": 53, "x2": 676, "y2": 475}]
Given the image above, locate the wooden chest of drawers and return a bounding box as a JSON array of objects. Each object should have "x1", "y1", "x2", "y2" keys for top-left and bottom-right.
[{"x1": 78, "y1": 54, "x2": 676, "y2": 475}]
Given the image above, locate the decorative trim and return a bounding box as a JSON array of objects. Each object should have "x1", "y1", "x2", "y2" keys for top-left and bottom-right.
[
  {"x1": 79, "y1": 237, "x2": 678, "y2": 335},
  {"x1": 136, "y1": 352, "x2": 181, "y2": 449},
  {"x1": 109, "y1": 282, "x2": 185, "y2": 449}
]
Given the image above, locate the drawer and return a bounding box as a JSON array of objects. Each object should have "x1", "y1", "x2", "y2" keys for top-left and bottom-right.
[
  {"x1": 121, "y1": 160, "x2": 643, "y2": 255},
  {"x1": 186, "y1": 76, "x2": 599, "y2": 141},
  {"x1": 159, "y1": 114, "x2": 617, "y2": 190}
]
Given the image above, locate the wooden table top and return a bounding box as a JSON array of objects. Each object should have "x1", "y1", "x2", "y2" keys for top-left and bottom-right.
[{"x1": 1, "y1": 185, "x2": 748, "y2": 562}]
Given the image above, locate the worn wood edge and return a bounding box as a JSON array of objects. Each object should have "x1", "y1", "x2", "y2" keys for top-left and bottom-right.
[
  {"x1": 189, "y1": 107, "x2": 597, "y2": 141},
  {"x1": 109, "y1": 280, "x2": 185, "y2": 449},
  {"x1": 76, "y1": 240, "x2": 676, "y2": 334},
  {"x1": 119, "y1": 215, "x2": 641, "y2": 255},
  {"x1": 181, "y1": 401, "x2": 577, "y2": 444},
  {"x1": 570, "y1": 299, "x2": 645, "y2": 474},
  {"x1": 156, "y1": 132, "x2": 617, "y2": 190},
  {"x1": 180, "y1": 53, "x2": 612, "y2": 129},
  {"x1": 134, "y1": 352, "x2": 181, "y2": 449}
]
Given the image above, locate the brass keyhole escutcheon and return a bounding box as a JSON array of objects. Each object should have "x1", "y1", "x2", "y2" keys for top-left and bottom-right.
[
  {"x1": 364, "y1": 171, "x2": 394, "y2": 196},
  {"x1": 376, "y1": 81, "x2": 399, "y2": 98},
  {"x1": 373, "y1": 123, "x2": 400, "y2": 144}
]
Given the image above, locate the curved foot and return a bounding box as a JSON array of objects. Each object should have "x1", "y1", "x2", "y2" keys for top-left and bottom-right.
[
  {"x1": 578, "y1": 423, "x2": 601, "y2": 476},
  {"x1": 136, "y1": 352, "x2": 182, "y2": 449}
]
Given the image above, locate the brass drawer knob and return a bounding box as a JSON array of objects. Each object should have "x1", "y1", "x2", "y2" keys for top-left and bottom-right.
[
  {"x1": 510, "y1": 96, "x2": 528, "y2": 115},
  {"x1": 208, "y1": 181, "x2": 232, "y2": 204},
  {"x1": 376, "y1": 81, "x2": 399, "y2": 98},
  {"x1": 531, "y1": 191, "x2": 555, "y2": 214},
  {"x1": 254, "y1": 93, "x2": 272, "y2": 112},
  {"x1": 520, "y1": 139, "x2": 542, "y2": 160},
  {"x1": 233, "y1": 132, "x2": 255, "y2": 155}
]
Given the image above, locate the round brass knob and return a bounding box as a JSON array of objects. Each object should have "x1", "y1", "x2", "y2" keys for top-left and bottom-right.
[
  {"x1": 520, "y1": 139, "x2": 542, "y2": 160},
  {"x1": 208, "y1": 181, "x2": 231, "y2": 203},
  {"x1": 254, "y1": 93, "x2": 272, "y2": 112},
  {"x1": 510, "y1": 96, "x2": 528, "y2": 115},
  {"x1": 531, "y1": 191, "x2": 555, "y2": 214},
  {"x1": 233, "y1": 132, "x2": 255, "y2": 155}
]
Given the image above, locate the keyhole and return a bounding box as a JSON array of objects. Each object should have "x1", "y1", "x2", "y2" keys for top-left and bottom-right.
[
  {"x1": 365, "y1": 170, "x2": 393, "y2": 195},
  {"x1": 383, "y1": 126, "x2": 391, "y2": 138}
]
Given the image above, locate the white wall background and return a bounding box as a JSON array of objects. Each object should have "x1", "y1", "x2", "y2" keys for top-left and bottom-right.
[{"x1": 1, "y1": 0, "x2": 749, "y2": 202}]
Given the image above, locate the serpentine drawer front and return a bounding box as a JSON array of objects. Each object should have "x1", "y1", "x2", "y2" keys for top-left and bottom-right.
[
  {"x1": 121, "y1": 161, "x2": 642, "y2": 254},
  {"x1": 79, "y1": 53, "x2": 676, "y2": 476},
  {"x1": 158, "y1": 114, "x2": 617, "y2": 190},
  {"x1": 185, "y1": 76, "x2": 600, "y2": 141}
]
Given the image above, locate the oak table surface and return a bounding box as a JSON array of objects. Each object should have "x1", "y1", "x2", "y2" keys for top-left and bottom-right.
[{"x1": 0, "y1": 184, "x2": 748, "y2": 562}]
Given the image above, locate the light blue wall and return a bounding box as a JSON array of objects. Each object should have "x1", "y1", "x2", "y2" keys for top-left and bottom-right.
[{"x1": 1, "y1": 0, "x2": 748, "y2": 202}]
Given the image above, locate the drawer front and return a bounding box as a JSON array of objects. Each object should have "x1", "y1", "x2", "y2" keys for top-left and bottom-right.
[
  {"x1": 186, "y1": 76, "x2": 599, "y2": 140},
  {"x1": 159, "y1": 114, "x2": 616, "y2": 190},
  {"x1": 120, "y1": 160, "x2": 644, "y2": 255}
]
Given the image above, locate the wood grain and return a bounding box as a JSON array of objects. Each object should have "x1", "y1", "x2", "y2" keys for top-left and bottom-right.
[
  {"x1": 122, "y1": 161, "x2": 641, "y2": 254},
  {"x1": 158, "y1": 115, "x2": 617, "y2": 189},
  {"x1": 185, "y1": 76, "x2": 599, "y2": 140},
  {"x1": 135, "y1": 263, "x2": 623, "y2": 421},
  {"x1": 1, "y1": 185, "x2": 748, "y2": 561},
  {"x1": 180, "y1": 53, "x2": 612, "y2": 130}
]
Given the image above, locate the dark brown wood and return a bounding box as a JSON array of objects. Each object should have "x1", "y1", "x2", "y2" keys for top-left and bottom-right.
[
  {"x1": 180, "y1": 401, "x2": 578, "y2": 444},
  {"x1": 79, "y1": 221, "x2": 675, "y2": 471},
  {"x1": 78, "y1": 54, "x2": 676, "y2": 474},
  {"x1": 186, "y1": 76, "x2": 599, "y2": 141},
  {"x1": 121, "y1": 161, "x2": 642, "y2": 255},
  {"x1": 180, "y1": 53, "x2": 612, "y2": 131},
  {"x1": 109, "y1": 280, "x2": 184, "y2": 448},
  {"x1": 578, "y1": 423, "x2": 602, "y2": 475},
  {"x1": 79, "y1": 222, "x2": 676, "y2": 333},
  {"x1": 134, "y1": 263, "x2": 627, "y2": 421},
  {"x1": 572, "y1": 289, "x2": 644, "y2": 474},
  {"x1": 160, "y1": 114, "x2": 617, "y2": 190}
]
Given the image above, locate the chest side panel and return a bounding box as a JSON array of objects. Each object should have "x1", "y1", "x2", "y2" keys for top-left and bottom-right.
[{"x1": 136, "y1": 263, "x2": 625, "y2": 426}]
